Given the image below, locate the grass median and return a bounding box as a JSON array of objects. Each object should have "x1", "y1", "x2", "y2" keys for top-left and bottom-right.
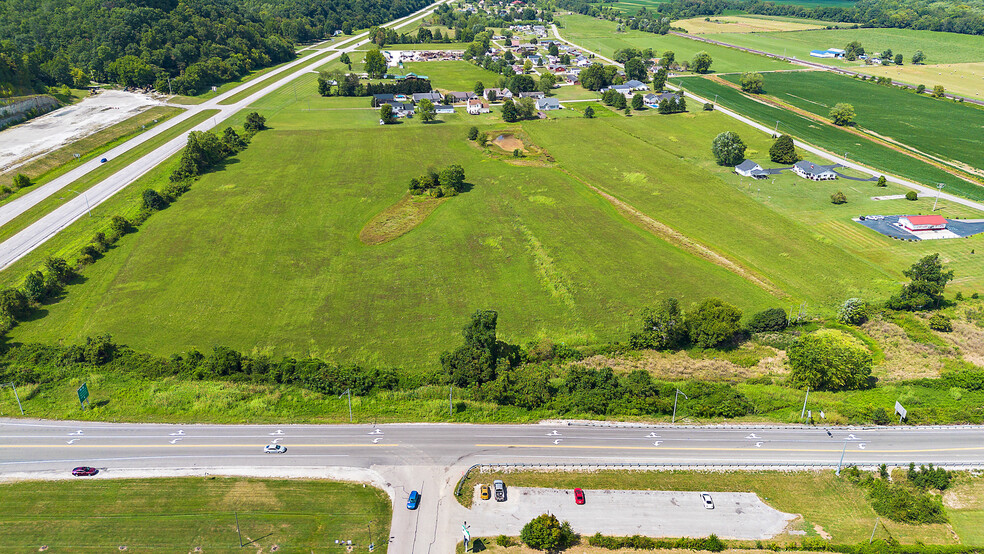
[{"x1": 0, "y1": 477, "x2": 391, "y2": 551}]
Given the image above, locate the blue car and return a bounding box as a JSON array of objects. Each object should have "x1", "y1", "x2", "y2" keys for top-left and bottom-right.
[{"x1": 407, "y1": 490, "x2": 420, "y2": 510}]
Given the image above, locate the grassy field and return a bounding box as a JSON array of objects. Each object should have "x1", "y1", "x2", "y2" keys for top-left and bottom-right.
[
  {"x1": 611, "y1": 0, "x2": 855, "y2": 13},
  {"x1": 461, "y1": 470, "x2": 982, "y2": 545},
  {"x1": 0, "y1": 478, "x2": 391, "y2": 551},
  {"x1": 170, "y1": 50, "x2": 318, "y2": 105},
  {"x1": 675, "y1": 15, "x2": 828, "y2": 34},
  {"x1": 0, "y1": 109, "x2": 220, "y2": 246},
  {"x1": 401, "y1": 61, "x2": 507, "y2": 91},
  {"x1": 858, "y1": 62, "x2": 984, "y2": 101},
  {"x1": 676, "y1": 75, "x2": 984, "y2": 202},
  {"x1": 556, "y1": 15, "x2": 796, "y2": 73},
  {"x1": 217, "y1": 50, "x2": 335, "y2": 106},
  {"x1": 719, "y1": 70, "x2": 984, "y2": 172},
  {"x1": 0, "y1": 106, "x2": 184, "y2": 190},
  {"x1": 709, "y1": 28, "x2": 984, "y2": 65}
]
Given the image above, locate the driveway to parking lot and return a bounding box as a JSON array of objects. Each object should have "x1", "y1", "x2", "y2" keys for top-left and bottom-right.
[{"x1": 463, "y1": 487, "x2": 796, "y2": 539}]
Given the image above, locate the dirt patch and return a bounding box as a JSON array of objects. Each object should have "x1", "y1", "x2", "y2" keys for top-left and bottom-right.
[
  {"x1": 813, "y1": 524, "x2": 832, "y2": 540},
  {"x1": 219, "y1": 480, "x2": 283, "y2": 510},
  {"x1": 577, "y1": 348, "x2": 787, "y2": 381},
  {"x1": 861, "y1": 318, "x2": 947, "y2": 380},
  {"x1": 359, "y1": 194, "x2": 445, "y2": 246},
  {"x1": 492, "y1": 133, "x2": 527, "y2": 153}
]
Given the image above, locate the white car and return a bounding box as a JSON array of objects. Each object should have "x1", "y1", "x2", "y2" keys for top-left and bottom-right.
[
  {"x1": 701, "y1": 493, "x2": 714, "y2": 509},
  {"x1": 264, "y1": 444, "x2": 286, "y2": 454}
]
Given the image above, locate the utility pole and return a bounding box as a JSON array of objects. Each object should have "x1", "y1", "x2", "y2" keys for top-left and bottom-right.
[
  {"x1": 800, "y1": 387, "x2": 810, "y2": 420},
  {"x1": 869, "y1": 517, "x2": 880, "y2": 544},
  {"x1": 835, "y1": 441, "x2": 848, "y2": 476},
  {"x1": 671, "y1": 389, "x2": 688, "y2": 424},
  {"x1": 1, "y1": 382, "x2": 24, "y2": 415},
  {"x1": 933, "y1": 183, "x2": 945, "y2": 211},
  {"x1": 235, "y1": 511, "x2": 243, "y2": 547},
  {"x1": 67, "y1": 189, "x2": 92, "y2": 217},
  {"x1": 773, "y1": 120, "x2": 780, "y2": 137},
  {"x1": 449, "y1": 386, "x2": 453, "y2": 417},
  {"x1": 340, "y1": 389, "x2": 352, "y2": 423}
]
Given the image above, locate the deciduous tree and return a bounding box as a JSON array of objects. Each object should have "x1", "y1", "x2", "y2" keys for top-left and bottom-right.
[
  {"x1": 687, "y1": 298, "x2": 742, "y2": 348},
  {"x1": 364, "y1": 48, "x2": 387, "y2": 78},
  {"x1": 769, "y1": 134, "x2": 798, "y2": 163},
  {"x1": 711, "y1": 131, "x2": 746, "y2": 166},
  {"x1": 690, "y1": 51, "x2": 712, "y2": 73},
  {"x1": 788, "y1": 329, "x2": 872, "y2": 391},
  {"x1": 829, "y1": 103, "x2": 855, "y2": 125}
]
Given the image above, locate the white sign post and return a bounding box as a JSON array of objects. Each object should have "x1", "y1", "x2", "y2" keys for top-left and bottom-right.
[
  {"x1": 463, "y1": 523, "x2": 471, "y2": 552},
  {"x1": 895, "y1": 401, "x2": 907, "y2": 423}
]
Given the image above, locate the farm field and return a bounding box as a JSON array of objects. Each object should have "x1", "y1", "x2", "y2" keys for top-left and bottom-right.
[
  {"x1": 676, "y1": 75, "x2": 984, "y2": 202},
  {"x1": 611, "y1": 0, "x2": 855, "y2": 13},
  {"x1": 675, "y1": 15, "x2": 828, "y2": 34},
  {"x1": 0, "y1": 478, "x2": 391, "y2": 551},
  {"x1": 719, "y1": 70, "x2": 984, "y2": 172},
  {"x1": 556, "y1": 15, "x2": 796, "y2": 73},
  {"x1": 709, "y1": 28, "x2": 984, "y2": 65},
  {"x1": 858, "y1": 62, "x2": 984, "y2": 100}
]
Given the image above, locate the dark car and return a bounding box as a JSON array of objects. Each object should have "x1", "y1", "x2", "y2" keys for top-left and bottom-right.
[
  {"x1": 407, "y1": 490, "x2": 421, "y2": 510},
  {"x1": 72, "y1": 466, "x2": 98, "y2": 476},
  {"x1": 100, "y1": 158, "x2": 108, "y2": 163},
  {"x1": 574, "y1": 488, "x2": 585, "y2": 505}
]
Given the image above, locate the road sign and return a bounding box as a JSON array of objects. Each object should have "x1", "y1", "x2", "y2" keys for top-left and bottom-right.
[
  {"x1": 77, "y1": 383, "x2": 89, "y2": 407},
  {"x1": 462, "y1": 524, "x2": 471, "y2": 541},
  {"x1": 369, "y1": 543, "x2": 374, "y2": 552},
  {"x1": 895, "y1": 401, "x2": 907, "y2": 421}
]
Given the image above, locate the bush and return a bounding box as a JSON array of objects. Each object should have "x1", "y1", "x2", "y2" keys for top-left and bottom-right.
[
  {"x1": 876, "y1": 175, "x2": 887, "y2": 187},
  {"x1": 905, "y1": 191, "x2": 918, "y2": 201},
  {"x1": 928, "y1": 313, "x2": 952, "y2": 332},
  {"x1": 787, "y1": 329, "x2": 872, "y2": 391},
  {"x1": 244, "y1": 112, "x2": 266, "y2": 133},
  {"x1": 839, "y1": 298, "x2": 870, "y2": 325},
  {"x1": 141, "y1": 189, "x2": 167, "y2": 211},
  {"x1": 739, "y1": 72, "x2": 764, "y2": 93},
  {"x1": 831, "y1": 191, "x2": 847, "y2": 204},
  {"x1": 907, "y1": 462, "x2": 953, "y2": 490},
  {"x1": 703, "y1": 102, "x2": 714, "y2": 111},
  {"x1": 687, "y1": 298, "x2": 742, "y2": 348},
  {"x1": 467, "y1": 126, "x2": 479, "y2": 140},
  {"x1": 748, "y1": 308, "x2": 788, "y2": 332},
  {"x1": 12, "y1": 173, "x2": 31, "y2": 189},
  {"x1": 829, "y1": 103, "x2": 855, "y2": 126},
  {"x1": 867, "y1": 479, "x2": 947, "y2": 523},
  {"x1": 521, "y1": 513, "x2": 578, "y2": 551},
  {"x1": 629, "y1": 298, "x2": 686, "y2": 350},
  {"x1": 496, "y1": 535, "x2": 515, "y2": 547}
]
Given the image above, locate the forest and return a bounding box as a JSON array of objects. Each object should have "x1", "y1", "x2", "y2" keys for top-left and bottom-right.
[{"x1": 0, "y1": 0, "x2": 433, "y2": 97}]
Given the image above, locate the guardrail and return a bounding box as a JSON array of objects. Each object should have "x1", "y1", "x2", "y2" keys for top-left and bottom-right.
[
  {"x1": 455, "y1": 464, "x2": 481, "y2": 497},
  {"x1": 479, "y1": 461, "x2": 984, "y2": 472},
  {"x1": 544, "y1": 420, "x2": 984, "y2": 431}
]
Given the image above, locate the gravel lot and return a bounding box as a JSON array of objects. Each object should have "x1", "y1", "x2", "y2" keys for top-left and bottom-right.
[{"x1": 465, "y1": 486, "x2": 796, "y2": 539}]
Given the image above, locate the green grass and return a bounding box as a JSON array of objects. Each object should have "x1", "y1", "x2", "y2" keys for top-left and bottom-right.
[
  {"x1": 0, "y1": 478, "x2": 391, "y2": 551},
  {"x1": 217, "y1": 50, "x2": 335, "y2": 105},
  {"x1": 612, "y1": 0, "x2": 855, "y2": 12},
  {"x1": 557, "y1": 14, "x2": 796, "y2": 73},
  {"x1": 401, "y1": 61, "x2": 506, "y2": 91},
  {"x1": 719, "y1": 71, "x2": 984, "y2": 172},
  {"x1": 676, "y1": 75, "x2": 984, "y2": 202},
  {"x1": 169, "y1": 50, "x2": 318, "y2": 105},
  {"x1": 0, "y1": 109, "x2": 220, "y2": 247},
  {"x1": 709, "y1": 28, "x2": 984, "y2": 65},
  {"x1": 460, "y1": 470, "x2": 979, "y2": 545}
]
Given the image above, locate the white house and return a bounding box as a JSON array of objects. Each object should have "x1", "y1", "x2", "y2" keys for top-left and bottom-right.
[
  {"x1": 624, "y1": 80, "x2": 648, "y2": 91},
  {"x1": 467, "y1": 98, "x2": 490, "y2": 114},
  {"x1": 434, "y1": 104, "x2": 455, "y2": 114},
  {"x1": 793, "y1": 160, "x2": 837, "y2": 181},
  {"x1": 900, "y1": 215, "x2": 947, "y2": 231},
  {"x1": 484, "y1": 88, "x2": 513, "y2": 100},
  {"x1": 535, "y1": 97, "x2": 561, "y2": 110},
  {"x1": 735, "y1": 160, "x2": 765, "y2": 178}
]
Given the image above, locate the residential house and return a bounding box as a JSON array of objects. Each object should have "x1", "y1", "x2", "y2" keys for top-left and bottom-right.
[
  {"x1": 484, "y1": 88, "x2": 513, "y2": 100},
  {"x1": 448, "y1": 91, "x2": 476, "y2": 103},
  {"x1": 467, "y1": 98, "x2": 490, "y2": 114},
  {"x1": 734, "y1": 160, "x2": 766, "y2": 179},
  {"x1": 434, "y1": 104, "x2": 455, "y2": 114},
  {"x1": 372, "y1": 94, "x2": 395, "y2": 107},
  {"x1": 792, "y1": 161, "x2": 837, "y2": 180},
  {"x1": 412, "y1": 92, "x2": 443, "y2": 103},
  {"x1": 517, "y1": 91, "x2": 545, "y2": 99},
  {"x1": 643, "y1": 92, "x2": 681, "y2": 107},
  {"x1": 603, "y1": 84, "x2": 634, "y2": 96},
  {"x1": 535, "y1": 97, "x2": 561, "y2": 111},
  {"x1": 389, "y1": 102, "x2": 415, "y2": 117},
  {"x1": 624, "y1": 80, "x2": 648, "y2": 91}
]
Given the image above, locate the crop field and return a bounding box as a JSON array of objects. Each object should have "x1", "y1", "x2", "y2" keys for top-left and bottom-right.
[
  {"x1": 611, "y1": 0, "x2": 855, "y2": 13},
  {"x1": 675, "y1": 15, "x2": 828, "y2": 35},
  {"x1": 676, "y1": 75, "x2": 984, "y2": 202},
  {"x1": 858, "y1": 62, "x2": 984, "y2": 101},
  {"x1": 710, "y1": 28, "x2": 984, "y2": 65},
  {"x1": 556, "y1": 15, "x2": 796, "y2": 73},
  {"x1": 719, "y1": 70, "x2": 984, "y2": 172},
  {"x1": 0, "y1": 478, "x2": 391, "y2": 551}
]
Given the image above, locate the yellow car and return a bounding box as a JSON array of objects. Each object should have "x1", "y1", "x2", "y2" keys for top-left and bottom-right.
[{"x1": 480, "y1": 484, "x2": 491, "y2": 500}]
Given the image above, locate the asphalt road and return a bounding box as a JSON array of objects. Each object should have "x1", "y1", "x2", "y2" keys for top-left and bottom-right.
[
  {"x1": 2, "y1": 420, "x2": 984, "y2": 552},
  {"x1": 0, "y1": 0, "x2": 449, "y2": 270}
]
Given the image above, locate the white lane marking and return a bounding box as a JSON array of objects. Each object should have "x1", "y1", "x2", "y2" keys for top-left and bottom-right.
[
  {"x1": 66, "y1": 439, "x2": 79, "y2": 444},
  {"x1": 269, "y1": 430, "x2": 284, "y2": 436},
  {"x1": 553, "y1": 439, "x2": 562, "y2": 445},
  {"x1": 755, "y1": 442, "x2": 763, "y2": 448},
  {"x1": 69, "y1": 430, "x2": 84, "y2": 436},
  {"x1": 168, "y1": 430, "x2": 185, "y2": 436},
  {"x1": 169, "y1": 439, "x2": 182, "y2": 444},
  {"x1": 847, "y1": 434, "x2": 858, "y2": 440},
  {"x1": 647, "y1": 433, "x2": 661, "y2": 438},
  {"x1": 271, "y1": 438, "x2": 282, "y2": 444},
  {"x1": 745, "y1": 433, "x2": 760, "y2": 439},
  {"x1": 859, "y1": 443, "x2": 866, "y2": 449},
  {"x1": 369, "y1": 429, "x2": 384, "y2": 435},
  {"x1": 547, "y1": 430, "x2": 561, "y2": 436},
  {"x1": 654, "y1": 441, "x2": 663, "y2": 446},
  {"x1": 372, "y1": 438, "x2": 382, "y2": 444}
]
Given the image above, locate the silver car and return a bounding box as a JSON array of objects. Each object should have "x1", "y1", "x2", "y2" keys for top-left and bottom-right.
[
  {"x1": 701, "y1": 493, "x2": 714, "y2": 509},
  {"x1": 264, "y1": 444, "x2": 287, "y2": 453}
]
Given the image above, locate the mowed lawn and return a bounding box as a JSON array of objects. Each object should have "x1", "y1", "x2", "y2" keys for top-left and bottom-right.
[
  {"x1": 401, "y1": 61, "x2": 505, "y2": 91},
  {"x1": 720, "y1": 70, "x2": 984, "y2": 171},
  {"x1": 557, "y1": 14, "x2": 795, "y2": 73},
  {"x1": 0, "y1": 478, "x2": 391, "y2": 551},
  {"x1": 711, "y1": 28, "x2": 984, "y2": 65},
  {"x1": 7, "y1": 112, "x2": 778, "y2": 365}
]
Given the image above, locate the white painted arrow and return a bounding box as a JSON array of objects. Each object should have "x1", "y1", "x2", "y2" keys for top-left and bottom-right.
[
  {"x1": 271, "y1": 438, "x2": 282, "y2": 444},
  {"x1": 547, "y1": 430, "x2": 561, "y2": 436},
  {"x1": 168, "y1": 430, "x2": 185, "y2": 436},
  {"x1": 369, "y1": 429, "x2": 383, "y2": 435},
  {"x1": 858, "y1": 443, "x2": 866, "y2": 450},
  {"x1": 372, "y1": 437, "x2": 382, "y2": 444},
  {"x1": 66, "y1": 439, "x2": 79, "y2": 444},
  {"x1": 755, "y1": 442, "x2": 763, "y2": 448},
  {"x1": 553, "y1": 439, "x2": 562, "y2": 444},
  {"x1": 847, "y1": 433, "x2": 857, "y2": 440},
  {"x1": 269, "y1": 430, "x2": 284, "y2": 436},
  {"x1": 169, "y1": 438, "x2": 182, "y2": 444},
  {"x1": 745, "y1": 433, "x2": 760, "y2": 439},
  {"x1": 653, "y1": 441, "x2": 663, "y2": 446},
  {"x1": 69, "y1": 430, "x2": 83, "y2": 436},
  {"x1": 647, "y1": 432, "x2": 661, "y2": 438}
]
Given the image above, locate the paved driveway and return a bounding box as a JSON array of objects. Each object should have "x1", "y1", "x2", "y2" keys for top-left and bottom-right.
[{"x1": 464, "y1": 487, "x2": 795, "y2": 540}]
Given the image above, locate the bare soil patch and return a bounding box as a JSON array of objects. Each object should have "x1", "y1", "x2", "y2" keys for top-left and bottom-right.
[
  {"x1": 492, "y1": 133, "x2": 527, "y2": 153},
  {"x1": 359, "y1": 194, "x2": 445, "y2": 245}
]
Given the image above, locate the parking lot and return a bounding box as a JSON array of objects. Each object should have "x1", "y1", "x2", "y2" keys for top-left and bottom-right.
[{"x1": 465, "y1": 487, "x2": 796, "y2": 540}]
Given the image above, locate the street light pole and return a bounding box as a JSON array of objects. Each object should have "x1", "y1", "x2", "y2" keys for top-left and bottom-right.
[
  {"x1": 800, "y1": 387, "x2": 810, "y2": 420},
  {"x1": 933, "y1": 183, "x2": 945, "y2": 211},
  {"x1": 1, "y1": 382, "x2": 24, "y2": 415},
  {"x1": 835, "y1": 441, "x2": 848, "y2": 476},
  {"x1": 67, "y1": 189, "x2": 92, "y2": 217},
  {"x1": 340, "y1": 389, "x2": 352, "y2": 423},
  {"x1": 671, "y1": 389, "x2": 688, "y2": 424}
]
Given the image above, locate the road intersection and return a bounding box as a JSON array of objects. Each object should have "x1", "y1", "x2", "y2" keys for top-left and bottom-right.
[{"x1": 2, "y1": 419, "x2": 983, "y2": 552}]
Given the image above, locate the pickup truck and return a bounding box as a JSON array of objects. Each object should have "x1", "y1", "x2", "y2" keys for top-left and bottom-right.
[{"x1": 493, "y1": 479, "x2": 506, "y2": 502}]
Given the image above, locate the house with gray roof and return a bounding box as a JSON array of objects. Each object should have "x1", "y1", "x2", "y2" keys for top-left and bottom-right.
[
  {"x1": 412, "y1": 92, "x2": 443, "y2": 103},
  {"x1": 535, "y1": 97, "x2": 561, "y2": 111},
  {"x1": 793, "y1": 160, "x2": 837, "y2": 181},
  {"x1": 735, "y1": 160, "x2": 766, "y2": 179}
]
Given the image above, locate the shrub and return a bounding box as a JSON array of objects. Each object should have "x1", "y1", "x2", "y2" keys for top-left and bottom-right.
[
  {"x1": 467, "y1": 126, "x2": 479, "y2": 140},
  {"x1": 141, "y1": 189, "x2": 167, "y2": 211},
  {"x1": 496, "y1": 535, "x2": 515, "y2": 547},
  {"x1": 703, "y1": 102, "x2": 714, "y2": 111},
  {"x1": 867, "y1": 479, "x2": 947, "y2": 523},
  {"x1": 739, "y1": 72, "x2": 764, "y2": 93},
  {"x1": 244, "y1": 112, "x2": 266, "y2": 133},
  {"x1": 907, "y1": 462, "x2": 953, "y2": 490},
  {"x1": 829, "y1": 103, "x2": 855, "y2": 126},
  {"x1": 905, "y1": 191, "x2": 918, "y2": 201},
  {"x1": 521, "y1": 513, "x2": 578, "y2": 551},
  {"x1": 12, "y1": 173, "x2": 31, "y2": 189},
  {"x1": 629, "y1": 298, "x2": 686, "y2": 350},
  {"x1": 838, "y1": 298, "x2": 870, "y2": 325},
  {"x1": 915, "y1": 84, "x2": 926, "y2": 94},
  {"x1": 748, "y1": 308, "x2": 788, "y2": 332},
  {"x1": 928, "y1": 313, "x2": 952, "y2": 332},
  {"x1": 787, "y1": 329, "x2": 872, "y2": 391},
  {"x1": 687, "y1": 298, "x2": 742, "y2": 348},
  {"x1": 877, "y1": 175, "x2": 887, "y2": 187},
  {"x1": 886, "y1": 254, "x2": 953, "y2": 311},
  {"x1": 830, "y1": 191, "x2": 847, "y2": 204},
  {"x1": 110, "y1": 215, "x2": 132, "y2": 236}
]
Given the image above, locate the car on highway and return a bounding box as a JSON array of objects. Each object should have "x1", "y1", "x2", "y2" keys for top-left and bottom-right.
[
  {"x1": 574, "y1": 488, "x2": 585, "y2": 505},
  {"x1": 100, "y1": 158, "x2": 108, "y2": 163},
  {"x1": 407, "y1": 490, "x2": 421, "y2": 510},
  {"x1": 72, "y1": 466, "x2": 98, "y2": 476},
  {"x1": 701, "y1": 493, "x2": 714, "y2": 509},
  {"x1": 263, "y1": 444, "x2": 286, "y2": 453},
  {"x1": 480, "y1": 484, "x2": 491, "y2": 500}
]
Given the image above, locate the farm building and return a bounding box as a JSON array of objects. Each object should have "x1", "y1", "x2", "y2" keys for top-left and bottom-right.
[
  {"x1": 810, "y1": 48, "x2": 845, "y2": 59},
  {"x1": 793, "y1": 161, "x2": 837, "y2": 181},
  {"x1": 735, "y1": 160, "x2": 766, "y2": 178},
  {"x1": 900, "y1": 215, "x2": 947, "y2": 231}
]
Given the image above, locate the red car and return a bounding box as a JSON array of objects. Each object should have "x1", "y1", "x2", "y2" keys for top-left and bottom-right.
[
  {"x1": 72, "y1": 466, "x2": 98, "y2": 476},
  {"x1": 574, "y1": 488, "x2": 585, "y2": 505}
]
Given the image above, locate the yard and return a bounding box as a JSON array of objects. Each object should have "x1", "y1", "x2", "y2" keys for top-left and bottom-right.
[{"x1": 0, "y1": 478, "x2": 391, "y2": 551}]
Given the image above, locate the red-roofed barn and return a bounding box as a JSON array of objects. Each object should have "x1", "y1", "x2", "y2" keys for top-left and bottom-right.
[{"x1": 900, "y1": 215, "x2": 947, "y2": 231}]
